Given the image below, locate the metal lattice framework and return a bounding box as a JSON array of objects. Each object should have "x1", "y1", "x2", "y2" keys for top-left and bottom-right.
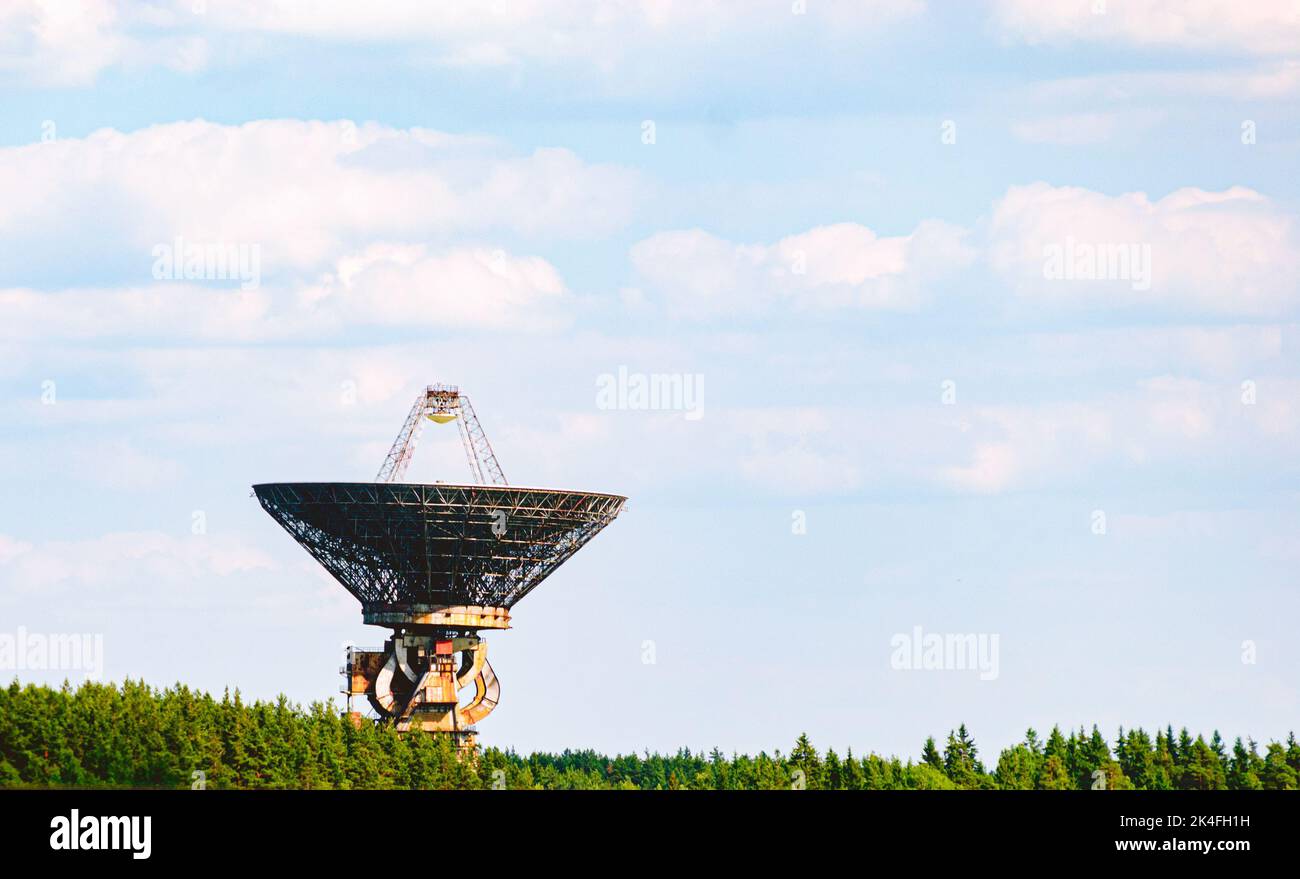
[
  {"x1": 376, "y1": 384, "x2": 506, "y2": 485},
  {"x1": 253, "y1": 482, "x2": 625, "y2": 610},
  {"x1": 256, "y1": 384, "x2": 624, "y2": 740},
  {"x1": 455, "y1": 395, "x2": 506, "y2": 486}
]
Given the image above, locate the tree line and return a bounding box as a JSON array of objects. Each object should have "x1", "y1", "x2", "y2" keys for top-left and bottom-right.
[{"x1": 2, "y1": 680, "x2": 1296, "y2": 790}]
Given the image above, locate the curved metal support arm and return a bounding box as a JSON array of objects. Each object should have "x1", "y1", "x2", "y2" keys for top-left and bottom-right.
[
  {"x1": 457, "y1": 652, "x2": 500, "y2": 725},
  {"x1": 374, "y1": 385, "x2": 508, "y2": 486}
]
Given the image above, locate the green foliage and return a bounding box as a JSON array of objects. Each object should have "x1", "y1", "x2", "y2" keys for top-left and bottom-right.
[
  {"x1": 993, "y1": 743, "x2": 1036, "y2": 790},
  {"x1": 942, "y1": 724, "x2": 984, "y2": 788},
  {"x1": 0, "y1": 681, "x2": 1293, "y2": 790}
]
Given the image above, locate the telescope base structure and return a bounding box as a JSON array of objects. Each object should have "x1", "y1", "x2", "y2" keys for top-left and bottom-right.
[{"x1": 342, "y1": 606, "x2": 509, "y2": 751}]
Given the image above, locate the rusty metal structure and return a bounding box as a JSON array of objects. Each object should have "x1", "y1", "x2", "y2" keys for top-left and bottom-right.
[{"x1": 254, "y1": 384, "x2": 625, "y2": 749}]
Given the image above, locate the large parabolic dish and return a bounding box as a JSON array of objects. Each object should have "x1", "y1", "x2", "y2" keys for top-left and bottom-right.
[
  {"x1": 252, "y1": 384, "x2": 626, "y2": 746},
  {"x1": 252, "y1": 482, "x2": 626, "y2": 614}
]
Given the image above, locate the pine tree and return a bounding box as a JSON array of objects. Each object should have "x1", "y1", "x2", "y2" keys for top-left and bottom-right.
[
  {"x1": 1261, "y1": 743, "x2": 1298, "y2": 790},
  {"x1": 993, "y1": 745, "x2": 1036, "y2": 790},
  {"x1": 1227, "y1": 738, "x2": 1262, "y2": 791},
  {"x1": 823, "y1": 748, "x2": 843, "y2": 790},
  {"x1": 841, "y1": 749, "x2": 863, "y2": 790},
  {"x1": 1041, "y1": 725, "x2": 1069, "y2": 788},
  {"x1": 1181, "y1": 736, "x2": 1226, "y2": 791},
  {"x1": 1210, "y1": 730, "x2": 1226, "y2": 761},
  {"x1": 1152, "y1": 730, "x2": 1175, "y2": 790},
  {"x1": 1037, "y1": 755, "x2": 1072, "y2": 790},
  {"x1": 1076, "y1": 726, "x2": 1110, "y2": 790},
  {"x1": 921, "y1": 736, "x2": 943, "y2": 770},
  {"x1": 1174, "y1": 727, "x2": 1195, "y2": 789},
  {"x1": 942, "y1": 725, "x2": 983, "y2": 788},
  {"x1": 789, "y1": 733, "x2": 822, "y2": 789},
  {"x1": 3, "y1": 681, "x2": 1297, "y2": 791}
]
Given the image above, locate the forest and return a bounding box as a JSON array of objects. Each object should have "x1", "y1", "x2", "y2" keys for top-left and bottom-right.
[{"x1": 2, "y1": 680, "x2": 1297, "y2": 790}]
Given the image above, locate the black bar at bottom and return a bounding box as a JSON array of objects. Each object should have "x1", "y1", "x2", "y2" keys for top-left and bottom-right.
[{"x1": 0, "y1": 789, "x2": 1285, "y2": 866}]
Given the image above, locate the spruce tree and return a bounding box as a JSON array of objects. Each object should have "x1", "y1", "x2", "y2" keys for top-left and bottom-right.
[
  {"x1": 1261, "y1": 743, "x2": 1298, "y2": 790},
  {"x1": 789, "y1": 733, "x2": 822, "y2": 789},
  {"x1": 942, "y1": 725, "x2": 982, "y2": 788},
  {"x1": 842, "y1": 749, "x2": 863, "y2": 790},
  {"x1": 921, "y1": 736, "x2": 943, "y2": 770},
  {"x1": 993, "y1": 745, "x2": 1036, "y2": 790}
]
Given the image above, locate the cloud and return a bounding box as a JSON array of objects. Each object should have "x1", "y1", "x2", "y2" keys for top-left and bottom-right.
[
  {"x1": 629, "y1": 185, "x2": 1289, "y2": 321},
  {"x1": 0, "y1": 527, "x2": 364, "y2": 645},
  {"x1": 0, "y1": 244, "x2": 572, "y2": 342},
  {"x1": 937, "y1": 402, "x2": 1114, "y2": 494},
  {"x1": 992, "y1": 0, "x2": 1300, "y2": 55},
  {"x1": 0, "y1": 284, "x2": 271, "y2": 342},
  {"x1": 3, "y1": 320, "x2": 1296, "y2": 510},
  {"x1": 629, "y1": 220, "x2": 974, "y2": 319},
  {"x1": 0, "y1": 0, "x2": 924, "y2": 88},
  {"x1": 730, "y1": 407, "x2": 866, "y2": 495},
  {"x1": 303, "y1": 244, "x2": 572, "y2": 331},
  {"x1": 545, "y1": 373, "x2": 1300, "y2": 498},
  {"x1": 0, "y1": 0, "x2": 206, "y2": 87},
  {"x1": 0, "y1": 531, "x2": 276, "y2": 596},
  {"x1": 0, "y1": 1, "x2": 121, "y2": 87},
  {"x1": 0, "y1": 535, "x2": 33, "y2": 565},
  {"x1": 0, "y1": 119, "x2": 642, "y2": 286},
  {"x1": 936, "y1": 377, "x2": 1300, "y2": 494},
  {"x1": 628, "y1": 181, "x2": 1290, "y2": 322},
  {"x1": 1022, "y1": 324, "x2": 1288, "y2": 379},
  {"x1": 1025, "y1": 61, "x2": 1300, "y2": 104},
  {"x1": 204, "y1": 0, "x2": 924, "y2": 60},
  {"x1": 986, "y1": 183, "x2": 1300, "y2": 315}
]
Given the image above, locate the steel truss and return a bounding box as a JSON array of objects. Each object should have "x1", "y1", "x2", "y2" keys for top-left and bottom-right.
[
  {"x1": 253, "y1": 482, "x2": 625, "y2": 609},
  {"x1": 375, "y1": 384, "x2": 507, "y2": 485}
]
